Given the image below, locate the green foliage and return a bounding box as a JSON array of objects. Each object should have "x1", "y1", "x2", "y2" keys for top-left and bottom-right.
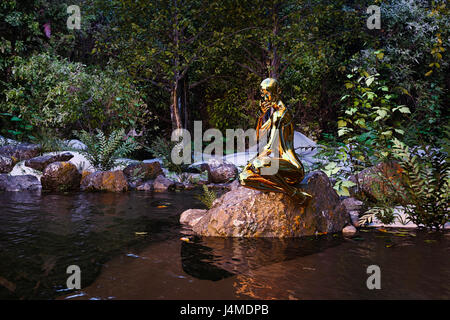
[
  {"x1": 33, "y1": 128, "x2": 65, "y2": 153},
  {"x1": 339, "y1": 65, "x2": 410, "y2": 161},
  {"x1": 73, "y1": 129, "x2": 141, "y2": 171},
  {"x1": 206, "y1": 87, "x2": 257, "y2": 132},
  {"x1": 127, "y1": 167, "x2": 146, "y2": 184},
  {"x1": 196, "y1": 184, "x2": 217, "y2": 209},
  {"x1": 0, "y1": 112, "x2": 35, "y2": 141},
  {"x1": 360, "y1": 138, "x2": 449, "y2": 230},
  {"x1": 2, "y1": 53, "x2": 148, "y2": 135}
]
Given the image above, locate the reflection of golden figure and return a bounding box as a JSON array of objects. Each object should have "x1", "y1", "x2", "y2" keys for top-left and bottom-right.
[{"x1": 239, "y1": 78, "x2": 311, "y2": 204}]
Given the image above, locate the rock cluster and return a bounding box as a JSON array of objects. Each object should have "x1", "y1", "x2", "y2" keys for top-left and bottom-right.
[
  {"x1": 181, "y1": 171, "x2": 349, "y2": 237},
  {"x1": 25, "y1": 153, "x2": 74, "y2": 171}
]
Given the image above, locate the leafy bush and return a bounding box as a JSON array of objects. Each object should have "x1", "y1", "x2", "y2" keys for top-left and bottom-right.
[
  {"x1": 359, "y1": 138, "x2": 449, "y2": 230},
  {"x1": 2, "y1": 53, "x2": 148, "y2": 135},
  {"x1": 74, "y1": 129, "x2": 141, "y2": 171},
  {"x1": 313, "y1": 65, "x2": 411, "y2": 196}
]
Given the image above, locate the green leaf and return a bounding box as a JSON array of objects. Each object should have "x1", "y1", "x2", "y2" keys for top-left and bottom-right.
[
  {"x1": 397, "y1": 106, "x2": 410, "y2": 114},
  {"x1": 335, "y1": 185, "x2": 350, "y2": 197},
  {"x1": 341, "y1": 180, "x2": 357, "y2": 188},
  {"x1": 365, "y1": 76, "x2": 375, "y2": 87},
  {"x1": 337, "y1": 120, "x2": 347, "y2": 128}
]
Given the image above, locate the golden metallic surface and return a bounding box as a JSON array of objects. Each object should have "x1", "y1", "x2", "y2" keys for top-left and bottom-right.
[{"x1": 239, "y1": 78, "x2": 312, "y2": 205}]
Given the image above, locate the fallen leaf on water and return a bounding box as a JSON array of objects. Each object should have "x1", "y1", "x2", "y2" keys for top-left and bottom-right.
[
  {"x1": 180, "y1": 237, "x2": 191, "y2": 242},
  {"x1": 157, "y1": 205, "x2": 168, "y2": 208},
  {"x1": 385, "y1": 244, "x2": 394, "y2": 248},
  {"x1": 135, "y1": 232, "x2": 148, "y2": 235},
  {"x1": 424, "y1": 240, "x2": 437, "y2": 244},
  {"x1": 377, "y1": 228, "x2": 388, "y2": 233}
]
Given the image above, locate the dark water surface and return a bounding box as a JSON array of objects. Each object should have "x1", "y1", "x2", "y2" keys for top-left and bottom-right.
[{"x1": 0, "y1": 190, "x2": 448, "y2": 300}]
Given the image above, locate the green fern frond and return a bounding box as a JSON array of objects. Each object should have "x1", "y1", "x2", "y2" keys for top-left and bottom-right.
[{"x1": 73, "y1": 129, "x2": 140, "y2": 171}]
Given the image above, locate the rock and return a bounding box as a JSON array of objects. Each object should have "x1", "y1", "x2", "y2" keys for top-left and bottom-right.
[
  {"x1": 340, "y1": 197, "x2": 364, "y2": 212},
  {"x1": 81, "y1": 170, "x2": 129, "y2": 192},
  {"x1": 0, "y1": 174, "x2": 41, "y2": 192},
  {"x1": 205, "y1": 180, "x2": 240, "y2": 192},
  {"x1": 205, "y1": 183, "x2": 233, "y2": 190},
  {"x1": 0, "y1": 155, "x2": 15, "y2": 173},
  {"x1": 136, "y1": 180, "x2": 154, "y2": 191},
  {"x1": 229, "y1": 179, "x2": 241, "y2": 191},
  {"x1": 63, "y1": 139, "x2": 87, "y2": 150},
  {"x1": 0, "y1": 135, "x2": 17, "y2": 145},
  {"x1": 180, "y1": 209, "x2": 207, "y2": 228},
  {"x1": 123, "y1": 162, "x2": 164, "y2": 182},
  {"x1": 185, "y1": 172, "x2": 209, "y2": 185},
  {"x1": 205, "y1": 159, "x2": 238, "y2": 183},
  {"x1": 349, "y1": 211, "x2": 360, "y2": 227},
  {"x1": 342, "y1": 225, "x2": 357, "y2": 236},
  {"x1": 340, "y1": 197, "x2": 363, "y2": 227},
  {"x1": 190, "y1": 171, "x2": 349, "y2": 237},
  {"x1": 0, "y1": 143, "x2": 41, "y2": 161},
  {"x1": 153, "y1": 175, "x2": 175, "y2": 192},
  {"x1": 349, "y1": 161, "x2": 404, "y2": 203},
  {"x1": 41, "y1": 162, "x2": 81, "y2": 192},
  {"x1": 25, "y1": 152, "x2": 74, "y2": 172}
]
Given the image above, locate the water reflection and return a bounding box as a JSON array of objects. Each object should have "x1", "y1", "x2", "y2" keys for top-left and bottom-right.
[
  {"x1": 0, "y1": 190, "x2": 203, "y2": 299},
  {"x1": 180, "y1": 235, "x2": 345, "y2": 281},
  {"x1": 0, "y1": 190, "x2": 449, "y2": 300}
]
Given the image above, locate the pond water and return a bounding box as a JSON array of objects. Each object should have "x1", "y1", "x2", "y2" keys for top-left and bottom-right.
[{"x1": 0, "y1": 190, "x2": 448, "y2": 300}]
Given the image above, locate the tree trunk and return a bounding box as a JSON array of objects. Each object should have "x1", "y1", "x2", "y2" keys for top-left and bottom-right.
[
  {"x1": 171, "y1": 82, "x2": 183, "y2": 131},
  {"x1": 269, "y1": 2, "x2": 281, "y2": 79}
]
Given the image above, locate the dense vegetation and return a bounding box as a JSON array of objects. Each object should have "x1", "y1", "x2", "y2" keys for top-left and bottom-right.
[{"x1": 1, "y1": 0, "x2": 448, "y2": 228}]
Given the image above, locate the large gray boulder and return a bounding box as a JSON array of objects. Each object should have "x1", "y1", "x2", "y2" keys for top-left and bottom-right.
[
  {"x1": 0, "y1": 174, "x2": 41, "y2": 192},
  {"x1": 0, "y1": 143, "x2": 41, "y2": 161},
  {"x1": 41, "y1": 161, "x2": 81, "y2": 192},
  {"x1": 184, "y1": 171, "x2": 349, "y2": 237},
  {"x1": 25, "y1": 152, "x2": 74, "y2": 172}
]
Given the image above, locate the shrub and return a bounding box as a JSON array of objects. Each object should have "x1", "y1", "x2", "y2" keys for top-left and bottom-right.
[
  {"x1": 359, "y1": 138, "x2": 449, "y2": 230},
  {"x1": 2, "y1": 53, "x2": 148, "y2": 135}
]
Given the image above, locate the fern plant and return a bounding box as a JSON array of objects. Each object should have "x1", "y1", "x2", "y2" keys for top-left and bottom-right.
[
  {"x1": 196, "y1": 185, "x2": 217, "y2": 209},
  {"x1": 73, "y1": 129, "x2": 141, "y2": 171},
  {"x1": 359, "y1": 138, "x2": 449, "y2": 230}
]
